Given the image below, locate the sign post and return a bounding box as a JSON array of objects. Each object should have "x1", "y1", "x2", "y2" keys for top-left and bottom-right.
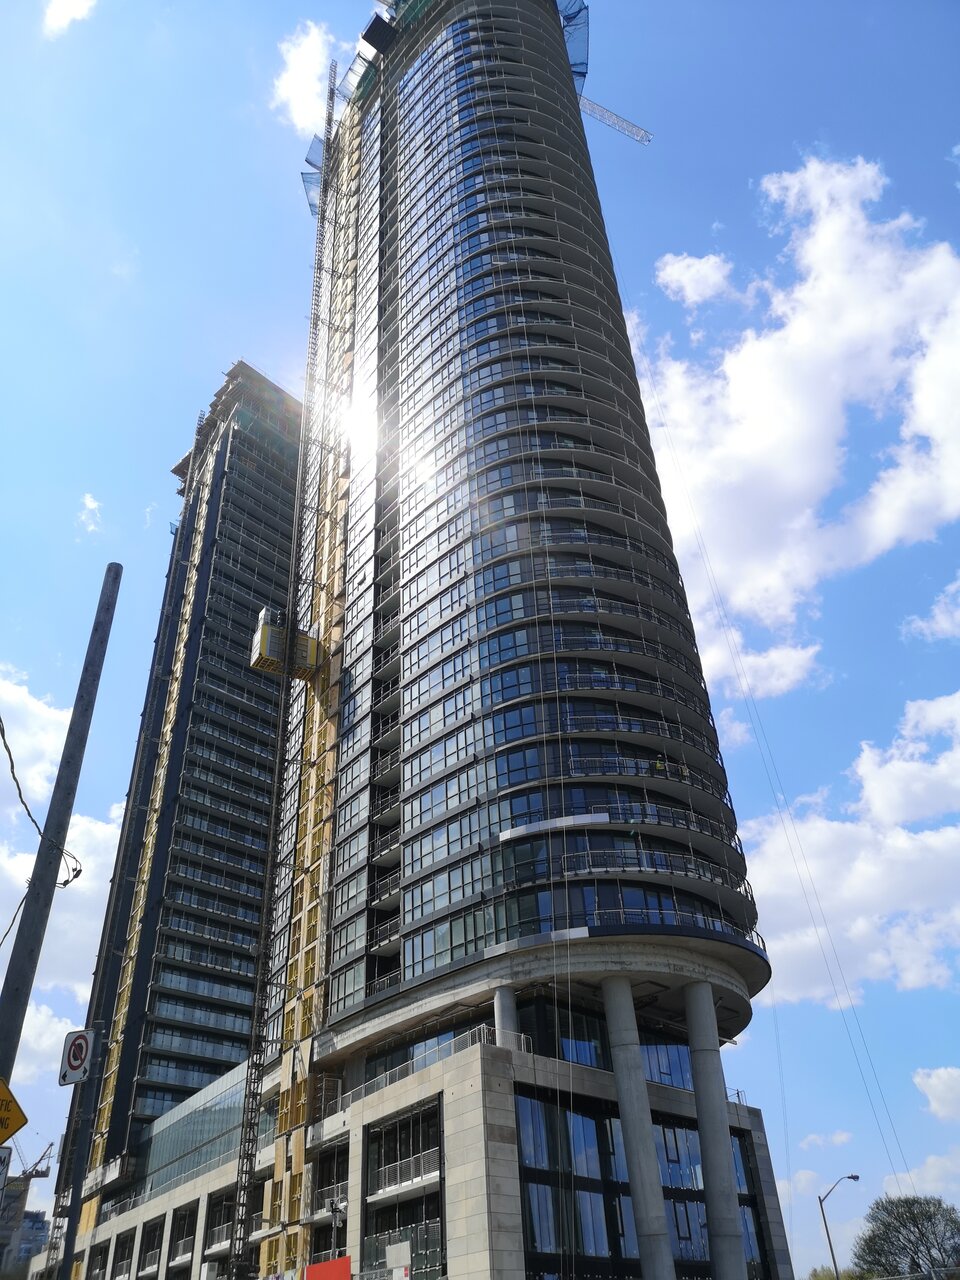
[{"x1": 0, "y1": 1146, "x2": 11, "y2": 1198}]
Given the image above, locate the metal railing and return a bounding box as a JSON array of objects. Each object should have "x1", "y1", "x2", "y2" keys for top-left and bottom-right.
[
  {"x1": 370, "y1": 787, "x2": 400, "y2": 819},
  {"x1": 557, "y1": 713, "x2": 720, "y2": 763},
  {"x1": 377, "y1": 1147, "x2": 441, "y2": 1192},
  {"x1": 368, "y1": 918, "x2": 400, "y2": 948},
  {"x1": 249, "y1": 1216, "x2": 281, "y2": 1236},
  {"x1": 560, "y1": 847, "x2": 753, "y2": 901},
  {"x1": 361, "y1": 1219, "x2": 443, "y2": 1270},
  {"x1": 372, "y1": 676, "x2": 400, "y2": 708},
  {"x1": 371, "y1": 830, "x2": 401, "y2": 860},
  {"x1": 373, "y1": 640, "x2": 400, "y2": 672},
  {"x1": 138, "y1": 1250, "x2": 160, "y2": 1274},
  {"x1": 554, "y1": 906, "x2": 764, "y2": 951},
  {"x1": 499, "y1": 800, "x2": 740, "y2": 852},
  {"x1": 168, "y1": 1238, "x2": 193, "y2": 1262},
  {"x1": 366, "y1": 971, "x2": 401, "y2": 997},
  {"x1": 314, "y1": 1180, "x2": 349, "y2": 1213},
  {"x1": 329, "y1": 1025, "x2": 530, "y2": 1116},
  {"x1": 558, "y1": 754, "x2": 730, "y2": 803},
  {"x1": 205, "y1": 1222, "x2": 233, "y2": 1249},
  {"x1": 373, "y1": 747, "x2": 401, "y2": 779},
  {"x1": 595, "y1": 802, "x2": 741, "y2": 852},
  {"x1": 369, "y1": 870, "x2": 401, "y2": 902}
]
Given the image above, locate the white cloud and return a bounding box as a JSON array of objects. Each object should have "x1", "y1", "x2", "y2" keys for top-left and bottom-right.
[
  {"x1": 0, "y1": 664, "x2": 69, "y2": 816},
  {"x1": 747, "y1": 687, "x2": 960, "y2": 1004},
  {"x1": 717, "y1": 706, "x2": 752, "y2": 749},
  {"x1": 43, "y1": 0, "x2": 97, "y2": 38},
  {"x1": 0, "y1": 803, "x2": 123, "y2": 1005},
  {"x1": 914, "y1": 1067, "x2": 960, "y2": 1121},
  {"x1": 76, "y1": 492, "x2": 102, "y2": 534},
  {"x1": 903, "y1": 571, "x2": 960, "y2": 640},
  {"x1": 0, "y1": 667, "x2": 122, "y2": 1005},
  {"x1": 775, "y1": 1168, "x2": 819, "y2": 1204},
  {"x1": 854, "y1": 690, "x2": 960, "y2": 827},
  {"x1": 11, "y1": 1002, "x2": 75, "y2": 1086},
  {"x1": 655, "y1": 252, "x2": 734, "y2": 308},
  {"x1": 271, "y1": 21, "x2": 340, "y2": 138},
  {"x1": 632, "y1": 155, "x2": 960, "y2": 698},
  {"x1": 698, "y1": 614, "x2": 821, "y2": 699},
  {"x1": 883, "y1": 1146, "x2": 960, "y2": 1196},
  {"x1": 799, "y1": 1130, "x2": 853, "y2": 1150}
]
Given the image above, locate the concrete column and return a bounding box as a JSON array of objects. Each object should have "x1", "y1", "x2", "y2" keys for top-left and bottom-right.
[
  {"x1": 493, "y1": 986, "x2": 518, "y2": 1045},
  {"x1": 188, "y1": 1196, "x2": 208, "y2": 1280},
  {"x1": 684, "y1": 980, "x2": 747, "y2": 1280},
  {"x1": 344, "y1": 1112, "x2": 365, "y2": 1271},
  {"x1": 601, "y1": 976, "x2": 676, "y2": 1280}
]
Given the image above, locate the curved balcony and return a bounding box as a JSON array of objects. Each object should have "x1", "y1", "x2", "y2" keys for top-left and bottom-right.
[{"x1": 560, "y1": 845, "x2": 753, "y2": 903}]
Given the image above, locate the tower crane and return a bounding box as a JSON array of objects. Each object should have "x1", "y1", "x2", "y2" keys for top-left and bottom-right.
[{"x1": 580, "y1": 95, "x2": 653, "y2": 144}]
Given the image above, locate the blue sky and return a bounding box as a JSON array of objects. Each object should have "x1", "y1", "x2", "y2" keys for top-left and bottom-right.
[{"x1": 1, "y1": 1, "x2": 959, "y2": 1273}]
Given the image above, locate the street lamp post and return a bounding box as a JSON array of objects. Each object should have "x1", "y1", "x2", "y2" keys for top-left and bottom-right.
[{"x1": 818, "y1": 1173, "x2": 860, "y2": 1280}]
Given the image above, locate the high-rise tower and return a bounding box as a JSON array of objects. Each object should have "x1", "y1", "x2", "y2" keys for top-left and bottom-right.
[
  {"x1": 255, "y1": 4, "x2": 791, "y2": 1280},
  {"x1": 76, "y1": 363, "x2": 301, "y2": 1186}
]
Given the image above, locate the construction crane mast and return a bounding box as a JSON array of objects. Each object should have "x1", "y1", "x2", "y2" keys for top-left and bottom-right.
[{"x1": 580, "y1": 95, "x2": 653, "y2": 145}]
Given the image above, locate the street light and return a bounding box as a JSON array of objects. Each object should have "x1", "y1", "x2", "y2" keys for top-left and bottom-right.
[{"x1": 818, "y1": 1173, "x2": 860, "y2": 1280}]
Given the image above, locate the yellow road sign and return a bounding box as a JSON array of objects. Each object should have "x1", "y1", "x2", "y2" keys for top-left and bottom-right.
[{"x1": 0, "y1": 1079, "x2": 27, "y2": 1144}]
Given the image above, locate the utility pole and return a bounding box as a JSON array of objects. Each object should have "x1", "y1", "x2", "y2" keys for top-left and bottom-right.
[
  {"x1": 0, "y1": 562, "x2": 122, "y2": 1084},
  {"x1": 56, "y1": 1023, "x2": 104, "y2": 1280}
]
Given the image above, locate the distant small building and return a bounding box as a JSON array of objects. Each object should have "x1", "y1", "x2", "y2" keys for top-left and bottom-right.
[{"x1": 1, "y1": 1183, "x2": 49, "y2": 1275}]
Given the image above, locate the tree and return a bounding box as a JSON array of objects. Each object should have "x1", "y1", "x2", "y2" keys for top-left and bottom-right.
[
  {"x1": 806, "y1": 1266, "x2": 857, "y2": 1280},
  {"x1": 851, "y1": 1195, "x2": 960, "y2": 1277}
]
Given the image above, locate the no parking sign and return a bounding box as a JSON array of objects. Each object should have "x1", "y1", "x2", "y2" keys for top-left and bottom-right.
[{"x1": 59, "y1": 1028, "x2": 95, "y2": 1085}]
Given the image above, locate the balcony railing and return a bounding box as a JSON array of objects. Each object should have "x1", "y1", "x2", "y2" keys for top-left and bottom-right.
[
  {"x1": 369, "y1": 870, "x2": 401, "y2": 903},
  {"x1": 557, "y1": 753, "x2": 730, "y2": 804},
  {"x1": 329, "y1": 1024, "x2": 530, "y2": 1116},
  {"x1": 361, "y1": 1219, "x2": 442, "y2": 1270},
  {"x1": 366, "y1": 970, "x2": 401, "y2": 997},
  {"x1": 371, "y1": 830, "x2": 400, "y2": 860},
  {"x1": 553, "y1": 906, "x2": 764, "y2": 951},
  {"x1": 500, "y1": 800, "x2": 740, "y2": 852},
  {"x1": 368, "y1": 918, "x2": 400, "y2": 948},
  {"x1": 314, "y1": 1180, "x2": 349, "y2": 1214},
  {"x1": 371, "y1": 676, "x2": 400, "y2": 709},
  {"x1": 168, "y1": 1238, "x2": 193, "y2": 1264},
  {"x1": 560, "y1": 847, "x2": 753, "y2": 901},
  {"x1": 370, "y1": 787, "x2": 400, "y2": 819},
  {"x1": 205, "y1": 1222, "x2": 233, "y2": 1249},
  {"x1": 372, "y1": 747, "x2": 401, "y2": 780},
  {"x1": 138, "y1": 1249, "x2": 160, "y2": 1274},
  {"x1": 376, "y1": 1147, "x2": 441, "y2": 1193}
]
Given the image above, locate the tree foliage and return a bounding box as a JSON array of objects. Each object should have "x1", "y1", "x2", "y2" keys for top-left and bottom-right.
[
  {"x1": 851, "y1": 1195, "x2": 960, "y2": 1277},
  {"x1": 807, "y1": 1267, "x2": 857, "y2": 1280}
]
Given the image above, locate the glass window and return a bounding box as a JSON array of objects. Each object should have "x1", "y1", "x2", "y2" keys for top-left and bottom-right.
[
  {"x1": 575, "y1": 1190, "x2": 609, "y2": 1257},
  {"x1": 567, "y1": 1110, "x2": 601, "y2": 1178},
  {"x1": 618, "y1": 1195, "x2": 640, "y2": 1259},
  {"x1": 732, "y1": 1133, "x2": 751, "y2": 1194},
  {"x1": 524, "y1": 1182, "x2": 560, "y2": 1254},
  {"x1": 516, "y1": 1095, "x2": 551, "y2": 1170}
]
